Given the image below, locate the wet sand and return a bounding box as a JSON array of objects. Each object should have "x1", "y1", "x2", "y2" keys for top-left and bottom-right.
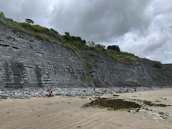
[{"x1": 0, "y1": 88, "x2": 172, "y2": 129}]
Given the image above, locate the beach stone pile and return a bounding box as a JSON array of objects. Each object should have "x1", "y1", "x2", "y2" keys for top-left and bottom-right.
[
  {"x1": 0, "y1": 87, "x2": 117, "y2": 99},
  {"x1": 0, "y1": 86, "x2": 156, "y2": 99}
]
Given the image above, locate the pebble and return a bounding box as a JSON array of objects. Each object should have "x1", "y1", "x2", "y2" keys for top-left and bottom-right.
[{"x1": 0, "y1": 87, "x2": 158, "y2": 99}]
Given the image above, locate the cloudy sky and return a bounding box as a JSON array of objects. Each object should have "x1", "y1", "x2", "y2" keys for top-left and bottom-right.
[{"x1": 0, "y1": 0, "x2": 172, "y2": 64}]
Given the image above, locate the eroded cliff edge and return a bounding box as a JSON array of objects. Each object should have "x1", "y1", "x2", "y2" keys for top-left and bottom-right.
[{"x1": 0, "y1": 12, "x2": 172, "y2": 89}]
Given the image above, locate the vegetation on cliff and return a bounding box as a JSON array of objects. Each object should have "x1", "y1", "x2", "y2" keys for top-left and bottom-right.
[{"x1": 0, "y1": 12, "x2": 159, "y2": 65}]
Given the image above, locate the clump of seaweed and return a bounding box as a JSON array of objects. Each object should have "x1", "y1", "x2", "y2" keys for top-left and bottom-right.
[
  {"x1": 143, "y1": 100, "x2": 171, "y2": 107},
  {"x1": 83, "y1": 98, "x2": 141, "y2": 111},
  {"x1": 131, "y1": 99, "x2": 171, "y2": 107}
]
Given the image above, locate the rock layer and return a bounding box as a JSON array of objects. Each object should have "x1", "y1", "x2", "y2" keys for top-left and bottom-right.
[
  {"x1": 0, "y1": 23, "x2": 86, "y2": 88},
  {"x1": 0, "y1": 13, "x2": 172, "y2": 91}
]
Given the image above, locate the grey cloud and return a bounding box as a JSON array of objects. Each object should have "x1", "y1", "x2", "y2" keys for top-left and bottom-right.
[
  {"x1": 0, "y1": 0, "x2": 172, "y2": 63},
  {"x1": 0, "y1": 0, "x2": 54, "y2": 26},
  {"x1": 114, "y1": 0, "x2": 172, "y2": 64},
  {"x1": 143, "y1": 39, "x2": 165, "y2": 55},
  {"x1": 144, "y1": 35, "x2": 172, "y2": 63},
  {"x1": 50, "y1": 0, "x2": 152, "y2": 42},
  {"x1": 119, "y1": 25, "x2": 172, "y2": 63},
  {"x1": 0, "y1": 0, "x2": 24, "y2": 20}
]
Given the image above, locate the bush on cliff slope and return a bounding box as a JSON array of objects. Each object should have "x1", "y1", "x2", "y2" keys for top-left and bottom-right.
[{"x1": 107, "y1": 50, "x2": 140, "y2": 64}]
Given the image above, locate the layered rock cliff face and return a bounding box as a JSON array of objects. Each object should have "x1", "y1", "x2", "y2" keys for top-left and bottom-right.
[
  {"x1": 79, "y1": 50, "x2": 172, "y2": 87},
  {"x1": 0, "y1": 13, "x2": 172, "y2": 89},
  {"x1": 0, "y1": 23, "x2": 86, "y2": 88}
]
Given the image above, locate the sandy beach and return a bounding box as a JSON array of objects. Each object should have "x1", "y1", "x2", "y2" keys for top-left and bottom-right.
[{"x1": 0, "y1": 88, "x2": 172, "y2": 129}]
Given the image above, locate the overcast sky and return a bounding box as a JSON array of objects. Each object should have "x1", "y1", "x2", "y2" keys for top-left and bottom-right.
[{"x1": 0, "y1": 0, "x2": 172, "y2": 64}]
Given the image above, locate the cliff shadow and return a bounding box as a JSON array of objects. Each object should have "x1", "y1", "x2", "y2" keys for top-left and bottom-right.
[{"x1": 4, "y1": 61, "x2": 25, "y2": 88}]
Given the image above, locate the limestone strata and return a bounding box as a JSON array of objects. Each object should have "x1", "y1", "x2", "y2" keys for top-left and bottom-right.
[
  {"x1": 0, "y1": 23, "x2": 86, "y2": 88},
  {"x1": 0, "y1": 13, "x2": 172, "y2": 92}
]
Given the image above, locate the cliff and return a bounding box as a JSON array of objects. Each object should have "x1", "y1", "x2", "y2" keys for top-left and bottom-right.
[{"x1": 0, "y1": 12, "x2": 172, "y2": 89}]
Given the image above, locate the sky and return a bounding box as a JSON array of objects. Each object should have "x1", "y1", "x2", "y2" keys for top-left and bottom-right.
[{"x1": 0, "y1": 0, "x2": 172, "y2": 64}]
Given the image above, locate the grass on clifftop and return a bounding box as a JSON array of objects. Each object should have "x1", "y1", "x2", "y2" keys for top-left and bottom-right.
[
  {"x1": 19, "y1": 22, "x2": 63, "y2": 42},
  {"x1": 107, "y1": 50, "x2": 141, "y2": 64},
  {"x1": 20, "y1": 23, "x2": 49, "y2": 32},
  {"x1": 163, "y1": 64, "x2": 172, "y2": 69},
  {"x1": 0, "y1": 14, "x2": 63, "y2": 43}
]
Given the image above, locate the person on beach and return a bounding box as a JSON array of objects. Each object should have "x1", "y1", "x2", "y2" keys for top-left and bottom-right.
[
  {"x1": 124, "y1": 86, "x2": 129, "y2": 92},
  {"x1": 45, "y1": 90, "x2": 53, "y2": 97},
  {"x1": 134, "y1": 87, "x2": 137, "y2": 92}
]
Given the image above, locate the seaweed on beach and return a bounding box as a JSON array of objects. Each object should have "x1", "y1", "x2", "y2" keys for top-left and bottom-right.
[
  {"x1": 131, "y1": 99, "x2": 171, "y2": 107},
  {"x1": 143, "y1": 100, "x2": 171, "y2": 107},
  {"x1": 83, "y1": 98, "x2": 141, "y2": 111}
]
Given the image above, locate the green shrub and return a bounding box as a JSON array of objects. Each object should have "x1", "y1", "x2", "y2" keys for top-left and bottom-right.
[
  {"x1": 20, "y1": 23, "x2": 49, "y2": 32},
  {"x1": 85, "y1": 75, "x2": 95, "y2": 82},
  {"x1": 163, "y1": 64, "x2": 172, "y2": 69},
  {"x1": 25, "y1": 18, "x2": 34, "y2": 24},
  {"x1": 0, "y1": 17, "x2": 24, "y2": 31},
  {"x1": 62, "y1": 35, "x2": 86, "y2": 49},
  {"x1": 107, "y1": 50, "x2": 140, "y2": 64},
  {"x1": 62, "y1": 43, "x2": 78, "y2": 51},
  {"x1": 0, "y1": 12, "x2": 4, "y2": 18},
  {"x1": 50, "y1": 28, "x2": 59, "y2": 35},
  {"x1": 153, "y1": 61, "x2": 162, "y2": 68},
  {"x1": 94, "y1": 44, "x2": 106, "y2": 52},
  {"x1": 107, "y1": 45, "x2": 120, "y2": 52},
  {"x1": 33, "y1": 33, "x2": 51, "y2": 42}
]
